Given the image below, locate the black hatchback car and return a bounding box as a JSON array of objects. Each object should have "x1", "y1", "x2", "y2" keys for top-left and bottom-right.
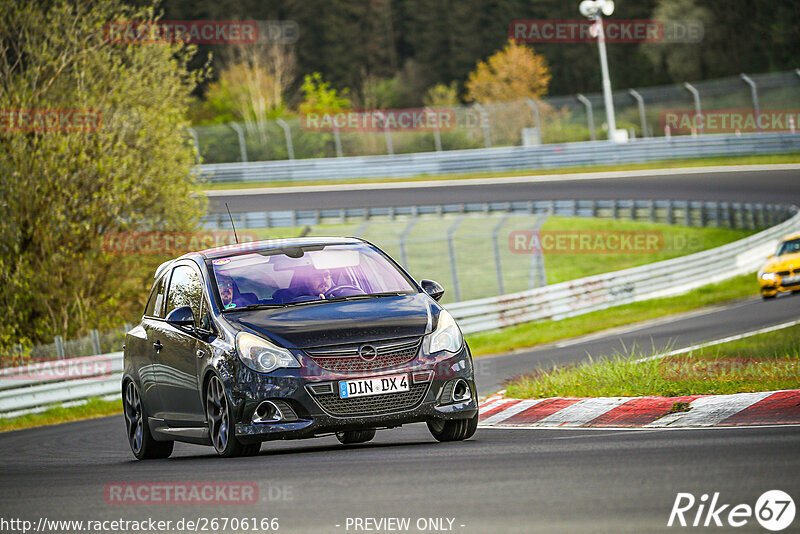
[{"x1": 122, "y1": 237, "x2": 478, "y2": 458}]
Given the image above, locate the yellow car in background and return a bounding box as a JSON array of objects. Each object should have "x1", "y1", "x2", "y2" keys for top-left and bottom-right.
[{"x1": 758, "y1": 232, "x2": 800, "y2": 299}]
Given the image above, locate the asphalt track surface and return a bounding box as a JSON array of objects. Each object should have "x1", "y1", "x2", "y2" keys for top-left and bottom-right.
[
  {"x1": 2, "y1": 167, "x2": 799, "y2": 532},
  {"x1": 208, "y1": 167, "x2": 800, "y2": 213}
]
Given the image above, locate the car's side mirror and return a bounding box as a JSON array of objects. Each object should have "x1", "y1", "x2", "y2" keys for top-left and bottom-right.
[
  {"x1": 420, "y1": 279, "x2": 445, "y2": 301},
  {"x1": 166, "y1": 306, "x2": 195, "y2": 328}
]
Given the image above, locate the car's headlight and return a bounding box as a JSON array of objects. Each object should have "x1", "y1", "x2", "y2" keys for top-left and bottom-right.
[
  {"x1": 236, "y1": 332, "x2": 300, "y2": 373},
  {"x1": 759, "y1": 271, "x2": 778, "y2": 282},
  {"x1": 424, "y1": 309, "x2": 463, "y2": 354}
]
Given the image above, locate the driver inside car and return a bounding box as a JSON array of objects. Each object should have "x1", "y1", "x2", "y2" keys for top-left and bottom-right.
[
  {"x1": 216, "y1": 273, "x2": 254, "y2": 309},
  {"x1": 309, "y1": 269, "x2": 333, "y2": 299}
]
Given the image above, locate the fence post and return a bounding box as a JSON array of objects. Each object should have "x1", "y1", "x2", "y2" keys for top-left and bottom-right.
[
  {"x1": 90, "y1": 329, "x2": 102, "y2": 355},
  {"x1": 228, "y1": 122, "x2": 248, "y2": 163},
  {"x1": 425, "y1": 107, "x2": 443, "y2": 152},
  {"x1": 492, "y1": 215, "x2": 510, "y2": 295},
  {"x1": 576, "y1": 94, "x2": 596, "y2": 141},
  {"x1": 473, "y1": 103, "x2": 492, "y2": 148},
  {"x1": 683, "y1": 82, "x2": 702, "y2": 135},
  {"x1": 447, "y1": 216, "x2": 466, "y2": 301},
  {"x1": 628, "y1": 89, "x2": 648, "y2": 138},
  {"x1": 353, "y1": 220, "x2": 370, "y2": 237},
  {"x1": 333, "y1": 125, "x2": 343, "y2": 158},
  {"x1": 685, "y1": 202, "x2": 692, "y2": 227},
  {"x1": 375, "y1": 112, "x2": 394, "y2": 155},
  {"x1": 529, "y1": 212, "x2": 549, "y2": 289},
  {"x1": 525, "y1": 98, "x2": 543, "y2": 145},
  {"x1": 667, "y1": 200, "x2": 674, "y2": 225},
  {"x1": 55, "y1": 335, "x2": 65, "y2": 359},
  {"x1": 740, "y1": 74, "x2": 761, "y2": 133},
  {"x1": 399, "y1": 218, "x2": 418, "y2": 268},
  {"x1": 275, "y1": 118, "x2": 295, "y2": 159}
]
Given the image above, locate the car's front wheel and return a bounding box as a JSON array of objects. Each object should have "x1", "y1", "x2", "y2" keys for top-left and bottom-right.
[
  {"x1": 336, "y1": 429, "x2": 376, "y2": 444},
  {"x1": 123, "y1": 381, "x2": 173, "y2": 460},
  {"x1": 427, "y1": 413, "x2": 478, "y2": 442},
  {"x1": 206, "y1": 375, "x2": 260, "y2": 457}
]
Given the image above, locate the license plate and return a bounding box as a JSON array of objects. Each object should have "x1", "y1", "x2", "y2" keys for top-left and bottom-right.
[
  {"x1": 783, "y1": 275, "x2": 800, "y2": 285},
  {"x1": 338, "y1": 374, "x2": 409, "y2": 399}
]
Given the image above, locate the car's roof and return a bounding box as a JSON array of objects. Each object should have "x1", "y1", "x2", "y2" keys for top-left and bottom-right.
[
  {"x1": 781, "y1": 232, "x2": 800, "y2": 242},
  {"x1": 194, "y1": 236, "x2": 363, "y2": 260}
]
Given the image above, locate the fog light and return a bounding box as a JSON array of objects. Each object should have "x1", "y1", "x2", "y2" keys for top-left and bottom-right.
[
  {"x1": 252, "y1": 401, "x2": 283, "y2": 424},
  {"x1": 451, "y1": 379, "x2": 472, "y2": 403}
]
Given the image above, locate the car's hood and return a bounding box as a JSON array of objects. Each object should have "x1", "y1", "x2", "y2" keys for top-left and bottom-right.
[
  {"x1": 762, "y1": 252, "x2": 800, "y2": 272},
  {"x1": 225, "y1": 293, "x2": 433, "y2": 349}
]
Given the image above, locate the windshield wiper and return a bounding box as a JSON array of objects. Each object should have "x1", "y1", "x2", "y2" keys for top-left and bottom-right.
[
  {"x1": 323, "y1": 291, "x2": 410, "y2": 303},
  {"x1": 224, "y1": 292, "x2": 411, "y2": 310}
]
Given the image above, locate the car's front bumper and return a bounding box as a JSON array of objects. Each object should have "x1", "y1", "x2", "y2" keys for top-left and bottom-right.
[
  {"x1": 759, "y1": 276, "x2": 800, "y2": 295},
  {"x1": 228, "y1": 345, "x2": 478, "y2": 443}
]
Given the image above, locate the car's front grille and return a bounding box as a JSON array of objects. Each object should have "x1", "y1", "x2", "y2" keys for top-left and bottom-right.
[
  {"x1": 305, "y1": 337, "x2": 421, "y2": 372},
  {"x1": 311, "y1": 382, "x2": 430, "y2": 417}
]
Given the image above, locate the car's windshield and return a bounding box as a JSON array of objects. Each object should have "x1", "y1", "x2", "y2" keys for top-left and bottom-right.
[
  {"x1": 210, "y1": 243, "x2": 416, "y2": 309},
  {"x1": 776, "y1": 238, "x2": 800, "y2": 256}
]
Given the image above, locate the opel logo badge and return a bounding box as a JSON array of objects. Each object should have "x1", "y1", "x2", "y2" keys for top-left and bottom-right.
[{"x1": 358, "y1": 344, "x2": 378, "y2": 361}]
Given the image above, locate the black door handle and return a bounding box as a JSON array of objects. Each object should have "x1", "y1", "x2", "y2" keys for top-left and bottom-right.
[{"x1": 153, "y1": 341, "x2": 163, "y2": 352}]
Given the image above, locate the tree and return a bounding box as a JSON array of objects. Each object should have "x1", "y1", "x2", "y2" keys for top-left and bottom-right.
[
  {"x1": 423, "y1": 82, "x2": 461, "y2": 107},
  {"x1": 642, "y1": 0, "x2": 714, "y2": 81},
  {"x1": 298, "y1": 73, "x2": 351, "y2": 114},
  {"x1": 465, "y1": 39, "x2": 551, "y2": 103},
  {"x1": 0, "y1": 0, "x2": 206, "y2": 352}
]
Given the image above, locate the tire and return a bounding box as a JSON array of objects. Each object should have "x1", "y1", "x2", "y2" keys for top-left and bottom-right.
[
  {"x1": 336, "y1": 429, "x2": 376, "y2": 444},
  {"x1": 206, "y1": 375, "x2": 260, "y2": 457},
  {"x1": 123, "y1": 381, "x2": 173, "y2": 460},
  {"x1": 427, "y1": 413, "x2": 479, "y2": 442},
  {"x1": 761, "y1": 292, "x2": 776, "y2": 300}
]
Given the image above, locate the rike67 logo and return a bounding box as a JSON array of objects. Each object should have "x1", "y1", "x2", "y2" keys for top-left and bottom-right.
[{"x1": 668, "y1": 490, "x2": 795, "y2": 531}]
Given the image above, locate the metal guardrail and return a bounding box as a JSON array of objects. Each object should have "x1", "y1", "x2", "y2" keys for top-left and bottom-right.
[
  {"x1": 0, "y1": 353, "x2": 123, "y2": 418},
  {"x1": 203, "y1": 199, "x2": 792, "y2": 231},
  {"x1": 197, "y1": 132, "x2": 800, "y2": 183},
  {"x1": 3, "y1": 203, "x2": 798, "y2": 417}
]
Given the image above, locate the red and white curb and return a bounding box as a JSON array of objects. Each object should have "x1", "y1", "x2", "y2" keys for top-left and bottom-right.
[{"x1": 478, "y1": 389, "x2": 800, "y2": 428}]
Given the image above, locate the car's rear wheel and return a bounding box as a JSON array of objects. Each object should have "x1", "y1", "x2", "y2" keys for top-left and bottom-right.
[
  {"x1": 123, "y1": 381, "x2": 173, "y2": 460},
  {"x1": 427, "y1": 413, "x2": 478, "y2": 442},
  {"x1": 206, "y1": 375, "x2": 260, "y2": 457},
  {"x1": 336, "y1": 429, "x2": 376, "y2": 444},
  {"x1": 761, "y1": 292, "x2": 777, "y2": 300}
]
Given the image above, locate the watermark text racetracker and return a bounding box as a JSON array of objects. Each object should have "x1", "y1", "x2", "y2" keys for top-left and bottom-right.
[
  {"x1": 509, "y1": 19, "x2": 703, "y2": 43},
  {"x1": 102, "y1": 231, "x2": 259, "y2": 255},
  {"x1": 662, "y1": 109, "x2": 800, "y2": 134},
  {"x1": 509, "y1": 230, "x2": 703, "y2": 255},
  {"x1": 104, "y1": 20, "x2": 298, "y2": 45},
  {"x1": 0, "y1": 108, "x2": 102, "y2": 133},
  {"x1": 302, "y1": 108, "x2": 456, "y2": 132}
]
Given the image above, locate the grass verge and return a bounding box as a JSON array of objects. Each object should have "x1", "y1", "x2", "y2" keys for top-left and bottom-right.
[
  {"x1": 198, "y1": 153, "x2": 800, "y2": 191},
  {"x1": 465, "y1": 272, "x2": 758, "y2": 357},
  {"x1": 0, "y1": 397, "x2": 121, "y2": 433},
  {"x1": 505, "y1": 324, "x2": 800, "y2": 398}
]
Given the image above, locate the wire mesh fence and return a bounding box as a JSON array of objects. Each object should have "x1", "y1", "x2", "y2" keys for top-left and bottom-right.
[{"x1": 190, "y1": 70, "x2": 800, "y2": 163}]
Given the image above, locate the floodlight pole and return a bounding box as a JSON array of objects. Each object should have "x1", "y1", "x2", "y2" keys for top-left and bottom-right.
[{"x1": 593, "y1": 16, "x2": 617, "y2": 141}]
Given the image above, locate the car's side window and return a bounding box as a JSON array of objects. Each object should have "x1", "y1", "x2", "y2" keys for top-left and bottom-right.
[
  {"x1": 144, "y1": 276, "x2": 166, "y2": 318},
  {"x1": 166, "y1": 265, "x2": 203, "y2": 321}
]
